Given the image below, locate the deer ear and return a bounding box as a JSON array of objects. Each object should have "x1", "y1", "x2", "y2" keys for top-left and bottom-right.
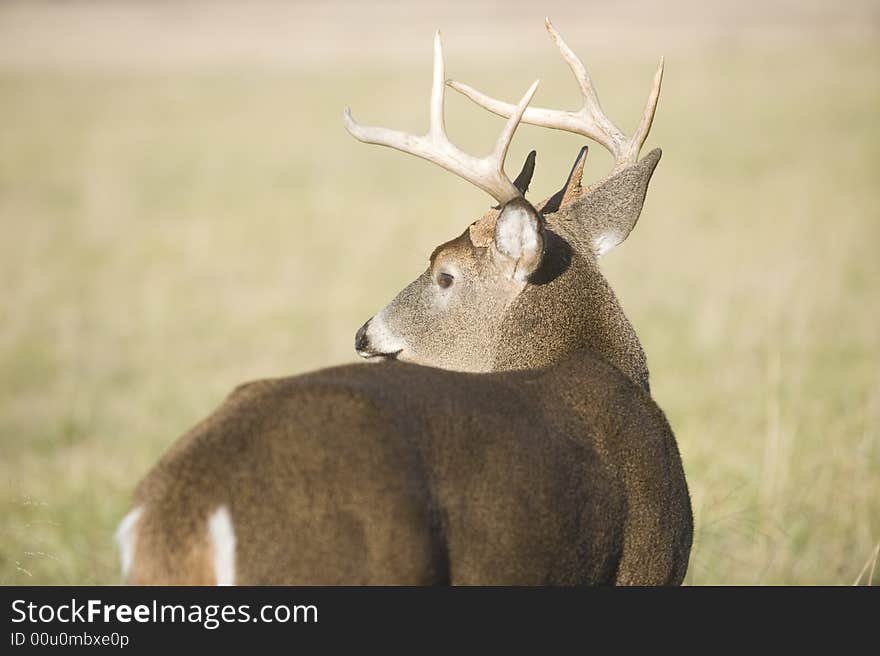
[
  {"x1": 549, "y1": 148, "x2": 661, "y2": 258},
  {"x1": 512, "y1": 150, "x2": 537, "y2": 196},
  {"x1": 493, "y1": 198, "x2": 544, "y2": 282},
  {"x1": 537, "y1": 145, "x2": 588, "y2": 215}
]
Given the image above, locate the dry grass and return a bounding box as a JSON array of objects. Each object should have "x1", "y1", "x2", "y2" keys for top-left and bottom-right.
[{"x1": 0, "y1": 1, "x2": 878, "y2": 585}]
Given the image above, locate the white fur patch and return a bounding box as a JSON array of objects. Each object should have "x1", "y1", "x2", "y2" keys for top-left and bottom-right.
[
  {"x1": 362, "y1": 310, "x2": 406, "y2": 358},
  {"x1": 496, "y1": 205, "x2": 541, "y2": 282},
  {"x1": 593, "y1": 232, "x2": 620, "y2": 258},
  {"x1": 115, "y1": 506, "x2": 143, "y2": 580},
  {"x1": 208, "y1": 505, "x2": 236, "y2": 586},
  {"x1": 496, "y1": 205, "x2": 539, "y2": 260}
]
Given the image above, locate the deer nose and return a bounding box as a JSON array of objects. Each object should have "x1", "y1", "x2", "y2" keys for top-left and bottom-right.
[{"x1": 354, "y1": 319, "x2": 371, "y2": 354}]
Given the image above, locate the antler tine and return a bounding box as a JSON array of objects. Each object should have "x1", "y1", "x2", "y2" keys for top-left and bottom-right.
[
  {"x1": 343, "y1": 31, "x2": 540, "y2": 204},
  {"x1": 626, "y1": 55, "x2": 664, "y2": 163},
  {"x1": 447, "y1": 18, "x2": 663, "y2": 174},
  {"x1": 429, "y1": 30, "x2": 446, "y2": 139},
  {"x1": 495, "y1": 80, "x2": 540, "y2": 165},
  {"x1": 542, "y1": 17, "x2": 626, "y2": 158}
]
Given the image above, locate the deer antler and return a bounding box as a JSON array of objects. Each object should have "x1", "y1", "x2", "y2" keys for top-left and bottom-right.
[
  {"x1": 344, "y1": 31, "x2": 540, "y2": 204},
  {"x1": 447, "y1": 18, "x2": 663, "y2": 175}
]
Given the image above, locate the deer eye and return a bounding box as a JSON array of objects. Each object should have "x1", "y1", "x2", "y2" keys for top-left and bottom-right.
[{"x1": 437, "y1": 272, "x2": 454, "y2": 289}]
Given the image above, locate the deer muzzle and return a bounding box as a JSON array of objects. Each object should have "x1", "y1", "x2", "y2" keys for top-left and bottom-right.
[{"x1": 354, "y1": 317, "x2": 403, "y2": 361}]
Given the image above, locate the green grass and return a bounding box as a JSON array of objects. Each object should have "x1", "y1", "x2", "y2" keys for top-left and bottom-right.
[{"x1": 1, "y1": 17, "x2": 879, "y2": 585}]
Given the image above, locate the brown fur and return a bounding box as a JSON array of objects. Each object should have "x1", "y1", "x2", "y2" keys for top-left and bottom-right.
[{"x1": 130, "y1": 352, "x2": 691, "y2": 585}]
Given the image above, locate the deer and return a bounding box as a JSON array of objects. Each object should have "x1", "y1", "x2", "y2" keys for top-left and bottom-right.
[{"x1": 116, "y1": 20, "x2": 692, "y2": 586}]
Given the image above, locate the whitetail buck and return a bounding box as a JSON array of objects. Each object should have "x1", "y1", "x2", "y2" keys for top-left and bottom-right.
[{"x1": 117, "y1": 21, "x2": 692, "y2": 585}]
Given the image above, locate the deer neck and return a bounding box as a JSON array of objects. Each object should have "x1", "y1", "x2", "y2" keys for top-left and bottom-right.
[{"x1": 491, "y1": 230, "x2": 649, "y2": 391}]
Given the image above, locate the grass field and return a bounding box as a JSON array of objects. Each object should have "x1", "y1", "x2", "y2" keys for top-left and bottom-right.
[{"x1": 1, "y1": 1, "x2": 878, "y2": 585}]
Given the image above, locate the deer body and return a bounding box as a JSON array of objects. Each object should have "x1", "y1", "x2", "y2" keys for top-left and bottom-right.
[
  {"x1": 126, "y1": 351, "x2": 689, "y2": 585},
  {"x1": 118, "y1": 21, "x2": 693, "y2": 585}
]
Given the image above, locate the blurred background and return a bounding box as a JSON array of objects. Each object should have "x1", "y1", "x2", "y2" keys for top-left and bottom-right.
[{"x1": 1, "y1": 0, "x2": 878, "y2": 585}]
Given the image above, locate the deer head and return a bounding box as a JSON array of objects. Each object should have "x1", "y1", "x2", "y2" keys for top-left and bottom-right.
[{"x1": 346, "y1": 21, "x2": 663, "y2": 390}]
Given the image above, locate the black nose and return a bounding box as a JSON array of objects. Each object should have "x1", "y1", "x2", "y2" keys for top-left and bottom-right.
[{"x1": 354, "y1": 319, "x2": 371, "y2": 353}]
